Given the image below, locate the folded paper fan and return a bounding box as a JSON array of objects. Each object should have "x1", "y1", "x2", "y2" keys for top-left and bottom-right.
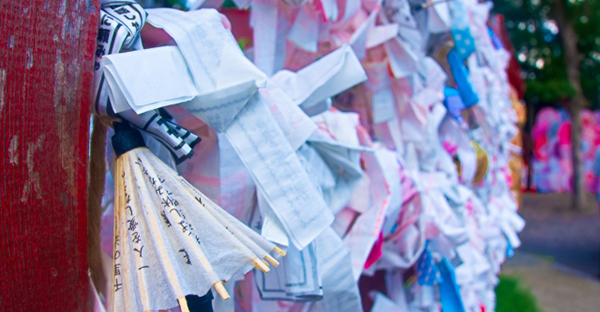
[{"x1": 110, "y1": 122, "x2": 285, "y2": 312}]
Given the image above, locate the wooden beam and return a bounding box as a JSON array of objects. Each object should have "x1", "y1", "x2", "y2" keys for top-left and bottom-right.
[{"x1": 0, "y1": 1, "x2": 99, "y2": 310}]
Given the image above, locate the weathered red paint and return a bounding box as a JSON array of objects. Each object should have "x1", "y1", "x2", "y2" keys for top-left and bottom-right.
[
  {"x1": 0, "y1": 1, "x2": 99, "y2": 310},
  {"x1": 220, "y1": 8, "x2": 252, "y2": 48}
]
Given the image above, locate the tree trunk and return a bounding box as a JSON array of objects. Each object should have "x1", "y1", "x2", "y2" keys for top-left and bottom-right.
[
  {"x1": 569, "y1": 95, "x2": 586, "y2": 210},
  {"x1": 554, "y1": 0, "x2": 587, "y2": 210}
]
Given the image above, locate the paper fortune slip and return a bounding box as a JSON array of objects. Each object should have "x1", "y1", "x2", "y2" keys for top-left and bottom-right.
[{"x1": 102, "y1": 44, "x2": 267, "y2": 114}]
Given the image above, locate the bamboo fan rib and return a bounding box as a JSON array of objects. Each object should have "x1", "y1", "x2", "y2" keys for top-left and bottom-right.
[{"x1": 111, "y1": 125, "x2": 283, "y2": 312}]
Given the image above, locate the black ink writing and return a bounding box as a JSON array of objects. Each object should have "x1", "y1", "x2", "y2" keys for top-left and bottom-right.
[
  {"x1": 162, "y1": 196, "x2": 179, "y2": 208},
  {"x1": 127, "y1": 217, "x2": 138, "y2": 232},
  {"x1": 161, "y1": 210, "x2": 172, "y2": 227},
  {"x1": 114, "y1": 7, "x2": 130, "y2": 14},
  {"x1": 178, "y1": 220, "x2": 193, "y2": 234},
  {"x1": 179, "y1": 249, "x2": 192, "y2": 265},
  {"x1": 133, "y1": 246, "x2": 144, "y2": 258},
  {"x1": 114, "y1": 278, "x2": 123, "y2": 292},
  {"x1": 131, "y1": 232, "x2": 141, "y2": 244},
  {"x1": 95, "y1": 45, "x2": 105, "y2": 58},
  {"x1": 97, "y1": 29, "x2": 110, "y2": 43}
]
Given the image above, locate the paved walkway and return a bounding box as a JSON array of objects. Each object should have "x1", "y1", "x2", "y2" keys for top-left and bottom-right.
[
  {"x1": 503, "y1": 252, "x2": 600, "y2": 312},
  {"x1": 502, "y1": 193, "x2": 600, "y2": 312},
  {"x1": 519, "y1": 193, "x2": 600, "y2": 277}
]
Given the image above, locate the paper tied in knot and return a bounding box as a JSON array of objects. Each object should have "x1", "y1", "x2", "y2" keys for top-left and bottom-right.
[
  {"x1": 93, "y1": 1, "x2": 200, "y2": 164},
  {"x1": 448, "y1": 0, "x2": 475, "y2": 59},
  {"x1": 114, "y1": 108, "x2": 200, "y2": 165},
  {"x1": 93, "y1": 0, "x2": 146, "y2": 116},
  {"x1": 101, "y1": 8, "x2": 368, "y2": 249},
  {"x1": 446, "y1": 48, "x2": 479, "y2": 107},
  {"x1": 119, "y1": 109, "x2": 201, "y2": 165},
  {"x1": 101, "y1": 8, "x2": 269, "y2": 131},
  {"x1": 416, "y1": 243, "x2": 439, "y2": 286}
]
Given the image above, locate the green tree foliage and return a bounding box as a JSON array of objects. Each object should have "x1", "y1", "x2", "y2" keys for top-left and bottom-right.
[{"x1": 493, "y1": 0, "x2": 600, "y2": 109}]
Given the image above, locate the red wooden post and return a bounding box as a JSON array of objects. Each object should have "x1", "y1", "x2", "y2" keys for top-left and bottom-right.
[{"x1": 0, "y1": 1, "x2": 99, "y2": 310}]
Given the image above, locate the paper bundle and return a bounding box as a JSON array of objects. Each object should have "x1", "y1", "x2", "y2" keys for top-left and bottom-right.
[{"x1": 88, "y1": 0, "x2": 529, "y2": 311}]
